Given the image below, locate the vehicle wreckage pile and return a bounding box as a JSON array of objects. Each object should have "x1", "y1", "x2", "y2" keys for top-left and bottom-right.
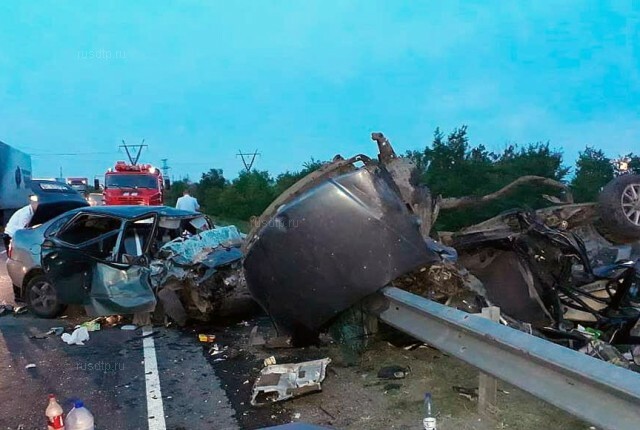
[
  {"x1": 150, "y1": 225, "x2": 249, "y2": 325},
  {"x1": 241, "y1": 133, "x2": 640, "y2": 370},
  {"x1": 23, "y1": 134, "x2": 640, "y2": 372}
]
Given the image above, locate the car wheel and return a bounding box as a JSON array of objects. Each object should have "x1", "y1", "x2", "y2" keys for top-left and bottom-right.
[
  {"x1": 597, "y1": 174, "x2": 640, "y2": 244},
  {"x1": 26, "y1": 275, "x2": 66, "y2": 318}
]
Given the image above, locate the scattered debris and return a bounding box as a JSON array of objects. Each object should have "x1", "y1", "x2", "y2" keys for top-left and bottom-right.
[
  {"x1": 29, "y1": 331, "x2": 51, "y2": 340},
  {"x1": 104, "y1": 315, "x2": 123, "y2": 327},
  {"x1": 251, "y1": 358, "x2": 331, "y2": 406},
  {"x1": 241, "y1": 132, "x2": 640, "y2": 369},
  {"x1": 25, "y1": 363, "x2": 36, "y2": 369},
  {"x1": 209, "y1": 344, "x2": 226, "y2": 356},
  {"x1": 263, "y1": 356, "x2": 277, "y2": 366},
  {"x1": 249, "y1": 325, "x2": 266, "y2": 346},
  {"x1": 453, "y1": 386, "x2": 478, "y2": 401},
  {"x1": 377, "y1": 365, "x2": 410, "y2": 380},
  {"x1": 198, "y1": 334, "x2": 216, "y2": 343},
  {"x1": 0, "y1": 303, "x2": 14, "y2": 316},
  {"x1": 581, "y1": 340, "x2": 631, "y2": 369},
  {"x1": 61, "y1": 327, "x2": 90, "y2": 345},
  {"x1": 120, "y1": 325, "x2": 137, "y2": 331},
  {"x1": 80, "y1": 320, "x2": 101, "y2": 332},
  {"x1": 264, "y1": 336, "x2": 293, "y2": 349},
  {"x1": 49, "y1": 327, "x2": 64, "y2": 336},
  {"x1": 14, "y1": 306, "x2": 28, "y2": 315},
  {"x1": 423, "y1": 392, "x2": 437, "y2": 430}
]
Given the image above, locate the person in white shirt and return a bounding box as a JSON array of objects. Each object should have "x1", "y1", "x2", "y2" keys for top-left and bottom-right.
[
  {"x1": 3, "y1": 195, "x2": 38, "y2": 250},
  {"x1": 175, "y1": 189, "x2": 200, "y2": 213}
]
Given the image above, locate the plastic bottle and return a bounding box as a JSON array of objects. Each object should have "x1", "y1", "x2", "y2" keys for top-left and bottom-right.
[
  {"x1": 46, "y1": 394, "x2": 65, "y2": 430},
  {"x1": 66, "y1": 400, "x2": 94, "y2": 430},
  {"x1": 423, "y1": 392, "x2": 437, "y2": 430}
]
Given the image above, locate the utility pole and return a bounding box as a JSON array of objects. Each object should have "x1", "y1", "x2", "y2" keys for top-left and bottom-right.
[
  {"x1": 160, "y1": 158, "x2": 171, "y2": 178},
  {"x1": 120, "y1": 139, "x2": 148, "y2": 165},
  {"x1": 236, "y1": 149, "x2": 260, "y2": 172}
]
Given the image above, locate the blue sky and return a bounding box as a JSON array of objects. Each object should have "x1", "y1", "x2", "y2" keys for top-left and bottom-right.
[{"x1": 1, "y1": 1, "x2": 639, "y2": 182}]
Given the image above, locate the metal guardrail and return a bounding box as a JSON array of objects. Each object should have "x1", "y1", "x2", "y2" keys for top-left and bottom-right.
[{"x1": 370, "y1": 287, "x2": 640, "y2": 430}]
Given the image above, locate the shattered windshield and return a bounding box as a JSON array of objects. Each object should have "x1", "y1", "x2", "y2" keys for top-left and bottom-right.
[{"x1": 106, "y1": 174, "x2": 157, "y2": 189}]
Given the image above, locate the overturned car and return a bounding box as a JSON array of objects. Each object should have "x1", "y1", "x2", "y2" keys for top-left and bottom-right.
[
  {"x1": 244, "y1": 133, "x2": 640, "y2": 358},
  {"x1": 8, "y1": 206, "x2": 246, "y2": 321}
]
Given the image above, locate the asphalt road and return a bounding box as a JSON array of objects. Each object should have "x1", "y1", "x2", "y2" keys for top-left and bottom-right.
[{"x1": 0, "y1": 250, "x2": 241, "y2": 430}]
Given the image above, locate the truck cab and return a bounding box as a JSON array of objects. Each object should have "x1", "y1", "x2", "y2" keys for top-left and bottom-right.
[
  {"x1": 102, "y1": 161, "x2": 165, "y2": 206},
  {"x1": 66, "y1": 177, "x2": 88, "y2": 195}
]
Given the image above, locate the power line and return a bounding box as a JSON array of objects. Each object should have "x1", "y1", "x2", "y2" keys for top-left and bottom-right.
[
  {"x1": 119, "y1": 139, "x2": 147, "y2": 165},
  {"x1": 31, "y1": 151, "x2": 117, "y2": 156},
  {"x1": 236, "y1": 149, "x2": 260, "y2": 172},
  {"x1": 160, "y1": 158, "x2": 171, "y2": 177}
]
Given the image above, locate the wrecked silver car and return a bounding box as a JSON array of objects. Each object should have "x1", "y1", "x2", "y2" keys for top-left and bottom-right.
[
  {"x1": 244, "y1": 133, "x2": 640, "y2": 360},
  {"x1": 8, "y1": 206, "x2": 246, "y2": 320}
]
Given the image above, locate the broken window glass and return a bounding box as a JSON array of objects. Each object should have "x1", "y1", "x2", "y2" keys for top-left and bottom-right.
[
  {"x1": 45, "y1": 213, "x2": 74, "y2": 237},
  {"x1": 119, "y1": 216, "x2": 155, "y2": 262},
  {"x1": 56, "y1": 214, "x2": 122, "y2": 260}
]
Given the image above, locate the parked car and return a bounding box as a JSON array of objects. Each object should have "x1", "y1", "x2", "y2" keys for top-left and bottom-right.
[
  {"x1": 28, "y1": 179, "x2": 89, "y2": 225},
  {"x1": 7, "y1": 205, "x2": 224, "y2": 318},
  {"x1": 86, "y1": 193, "x2": 104, "y2": 207}
]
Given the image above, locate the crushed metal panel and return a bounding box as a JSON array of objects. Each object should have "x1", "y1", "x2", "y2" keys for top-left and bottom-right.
[
  {"x1": 251, "y1": 358, "x2": 331, "y2": 406},
  {"x1": 86, "y1": 264, "x2": 156, "y2": 316},
  {"x1": 159, "y1": 226, "x2": 243, "y2": 265},
  {"x1": 244, "y1": 167, "x2": 440, "y2": 341}
]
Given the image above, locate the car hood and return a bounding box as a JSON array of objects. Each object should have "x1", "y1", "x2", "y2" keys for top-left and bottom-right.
[{"x1": 29, "y1": 200, "x2": 89, "y2": 226}]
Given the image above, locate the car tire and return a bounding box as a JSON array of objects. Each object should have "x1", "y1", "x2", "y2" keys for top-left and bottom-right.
[
  {"x1": 26, "y1": 275, "x2": 66, "y2": 318},
  {"x1": 596, "y1": 174, "x2": 640, "y2": 244}
]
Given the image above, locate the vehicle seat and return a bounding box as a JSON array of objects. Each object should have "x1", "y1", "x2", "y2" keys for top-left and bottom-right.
[{"x1": 122, "y1": 228, "x2": 144, "y2": 259}]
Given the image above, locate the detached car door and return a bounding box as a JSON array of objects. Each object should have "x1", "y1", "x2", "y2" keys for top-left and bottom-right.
[{"x1": 41, "y1": 212, "x2": 157, "y2": 316}]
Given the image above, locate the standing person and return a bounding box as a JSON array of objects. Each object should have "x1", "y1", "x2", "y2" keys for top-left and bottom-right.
[
  {"x1": 175, "y1": 188, "x2": 200, "y2": 213},
  {"x1": 3, "y1": 195, "x2": 38, "y2": 250}
]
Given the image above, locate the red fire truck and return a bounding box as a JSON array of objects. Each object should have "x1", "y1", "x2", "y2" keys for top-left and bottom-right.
[{"x1": 101, "y1": 161, "x2": 168, "y2": 206}]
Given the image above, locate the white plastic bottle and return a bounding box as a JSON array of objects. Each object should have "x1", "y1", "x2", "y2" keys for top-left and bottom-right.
[
  {"x1": 423, "y1": 392, "x2": 437, "y2": 430},
  {"x1": 66, "y1": 400, "x2": 94, "y2": 430},
  {"x1": 46, "y1": 394, "x2": 65, "y2": 430}
]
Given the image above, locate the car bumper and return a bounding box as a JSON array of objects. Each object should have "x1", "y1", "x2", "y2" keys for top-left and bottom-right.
[{"x1": 6, "y1": 258, "x2": 26, "y2": 291}]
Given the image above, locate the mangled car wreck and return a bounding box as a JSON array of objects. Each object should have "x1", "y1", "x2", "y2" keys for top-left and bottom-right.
[
  {"x1": 8, "y1": 206, "x2": 247, "y2": 322},
  {"x1": 244, "y1": 133, "x2": 640, "y2": 365}
]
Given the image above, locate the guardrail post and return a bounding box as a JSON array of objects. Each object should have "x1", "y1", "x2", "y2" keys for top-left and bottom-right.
[{"x1": 478, "y1": 306, "x2": 500, "y2": 415}]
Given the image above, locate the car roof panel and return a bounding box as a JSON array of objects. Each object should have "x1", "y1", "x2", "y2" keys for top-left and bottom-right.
[{"x1": 67, "y1": 205, "x2": 201, "y2": 219}]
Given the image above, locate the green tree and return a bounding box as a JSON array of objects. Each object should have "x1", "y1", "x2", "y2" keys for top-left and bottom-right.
[
  {"x1": 570, "y1": 147, "x2": 614, "y2": 202},
  {"x1": 164, "y1": 180, "x2": 189, "y2": 207},
  {"x1": 197, "y1": 169, "x2": 227, "y2": 214},
  {"x1": 413, "y1": 126, "x2": 568, "y2": 230},
  {"x1": 217, "y1": 170, "x2": 275, "y2": 220},
  {"x1": 274, "y1": 158, "x2": 325, "y2": 195},
  {"x1": 630, "y1": 155, "x2": 640, "y2": 173}
]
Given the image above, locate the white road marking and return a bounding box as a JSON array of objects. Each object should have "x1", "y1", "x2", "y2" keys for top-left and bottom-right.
[{"x1": 143, "y1": 326, "x2": 167, "y2": 430}]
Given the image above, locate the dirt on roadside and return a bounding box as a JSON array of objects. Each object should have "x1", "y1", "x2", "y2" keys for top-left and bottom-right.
[{"x1": 196, "y1": 316, "x2": 591, "y2": 430}]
